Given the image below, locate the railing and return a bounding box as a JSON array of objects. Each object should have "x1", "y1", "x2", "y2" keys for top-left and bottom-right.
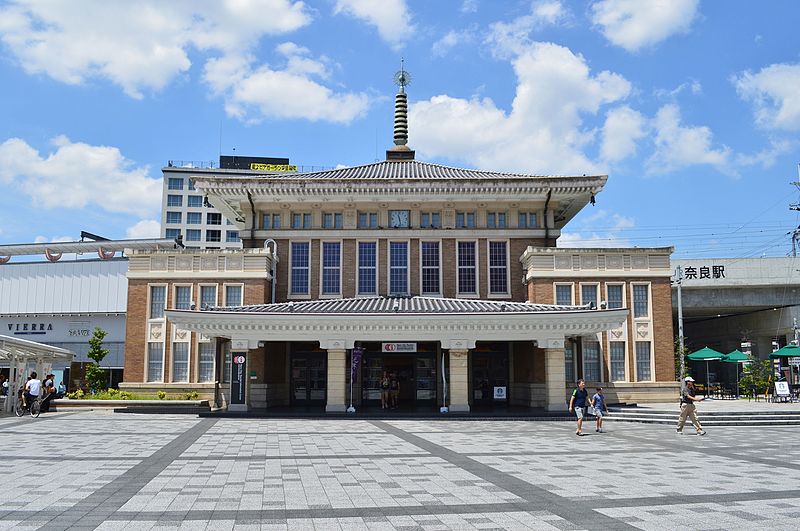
[{"x1": 165, "y1": 160, "x2": 334, "y2": 172}]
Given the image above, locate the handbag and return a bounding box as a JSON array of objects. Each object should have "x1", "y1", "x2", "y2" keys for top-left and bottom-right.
[{"x1": 587, "y1": 405, "x2": 596, "y2": 416}]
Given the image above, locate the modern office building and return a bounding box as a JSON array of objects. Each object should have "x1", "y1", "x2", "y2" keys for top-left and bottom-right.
[{"x1": 122, "y1": 78, "x2": 678, "y2": 412}]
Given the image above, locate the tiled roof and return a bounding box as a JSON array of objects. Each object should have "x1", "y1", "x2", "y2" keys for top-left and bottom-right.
[
  {"x1": 230, "y1": 160, "x2": 599, "y2": 181},
  {"x1": 209, "y1": 296, "x2": 592, "y2": 314}
]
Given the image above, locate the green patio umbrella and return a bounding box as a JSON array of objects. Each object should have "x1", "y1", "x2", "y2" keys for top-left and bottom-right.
[
  {"x1": 723, "y1": 350, "x2": 750, "y2": 397},
  {"x1": 769, "y1": 343, "x2": 800, "y2": 358},
  {"x1": 687, "y1": 347, "x2": 725, "y2": 396}
]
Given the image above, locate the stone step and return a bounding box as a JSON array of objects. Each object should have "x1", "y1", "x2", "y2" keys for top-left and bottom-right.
[
  {"x1": 608, "y1": 408, "x2": 800, "y2": 417},
  {"x1": 607, "y1": 411, "x2": 800, "y2": 421},
  {"x1": 604, "y1": 415, "x2": 800, "y2": 426}
]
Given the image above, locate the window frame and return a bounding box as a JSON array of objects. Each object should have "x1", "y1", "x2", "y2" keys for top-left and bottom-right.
[
  {"x1": 582, "y1": 339, "x2": 601, "y2": 383},
  {"x1": 288, "y1": 240, "x2": 312, "y2": 299},
  {"x1": 205, "y1": 229, "x2": 221, "y2": 242},
  {"x1": 456, "y1": 239, "x2": 479, "y2": 297},
  {"x1": 632, "y1": 283, "x2": 651, "y2": 319},
  {"x1": 580, "y1": 283, "x2": 600, "y2": 309},
  {"x1": 166, "y1": 194, "x2": 183, "y2": 207},
  {"x1": 206, "y1": 212, "x2": 222, "y2": 225},
  {"x1": 320, "y1": 240, "x2": 343, "y2": 297},
  {"x1": 171, "y1": 341, "x2": 189, "y2": 383},
  {"x1": 609, "y1": 341, "x2": 627, "y2": 382},
  {"x1": 419, "y1": 240, "x2": 442, "y2": 296},
  {"x1": 185, "y1": 229, "x2": 201, "y2": 242},
  {"x1": 456, "y1": 212, "x2": 476, "y2": 229},
  {"x1": 487, "y1": 240, "x2": 510, "y2": 297},
  {"x1": 357, "y1": 240, "x2": 378, "y2": 296},
  {"x1": 167, "y1": 177, "x2": 184, "y2": 190},
  {"x1": 554, "y1": 283, "x2": 574, "y2": 306},
  {"x1": 146, "y1": 342, "x2": 165, "y2": 383},
  {"x1": 387, "y1": 240, "x2": 410, "y2": 296},
  {"x1": 172, "y1": 284, "x2": 193, "y2": 310},
  {"x1": 197, "y1": 283, "x2": 218, "y2": 310},
  {"x1": 223, "y1": 283, "x2": 244, "y2": 307},
  {"x1": 165, "y1": 211, "x2": 182, "y2": 224},
  {"x1": 197, "y1": 341, "x2": 216, "y2": 383},
  {"x1": 187, "y1": 195, "x2": 203, "y2": 208},
  {"x1": 635, "y1": 341, "x2": 653, "y2": 382},
  {"x1": 606, "y1": 282, "x2": 626, "y2": 310}
]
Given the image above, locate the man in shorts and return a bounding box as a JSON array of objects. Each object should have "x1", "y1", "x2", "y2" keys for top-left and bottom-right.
[
  {"x1": 568, "y1": 379, "x2": 589, "y2": 436},
  {"x1": 23, "y1": 371, "x2": 41, "y2": 409}
]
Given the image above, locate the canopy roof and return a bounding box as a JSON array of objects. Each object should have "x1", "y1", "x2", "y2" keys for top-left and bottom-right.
[
  {"x1": 769, "y1": 343, "x2": 800, "y2": 358},
  {"x1": 0, "y1": 334, "x2": 74, "y2": 363},
  {"x1": 687, "y1": 347, "x2": 725, "y2": 360}
]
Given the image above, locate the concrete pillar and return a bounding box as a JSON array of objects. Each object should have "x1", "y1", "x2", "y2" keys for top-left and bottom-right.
[
  {"x1": 448, "y1": 349, "x2": 470, "y2": 412},
  {"x1": 544, "y1": 346, "x2": 567, "y2": 412},
  {"x1": 325, "y1": 348, "x2": 347, "y2": 413}
]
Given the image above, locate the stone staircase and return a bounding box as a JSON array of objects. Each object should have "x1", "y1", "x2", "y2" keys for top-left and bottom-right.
[{"x1": 605, "y1": 406, "x2": 800, "y2": 427}]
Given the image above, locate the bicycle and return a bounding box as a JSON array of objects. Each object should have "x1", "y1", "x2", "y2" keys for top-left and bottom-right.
[{"x1": 14, "y1": 395, "x2": 41, "y2": 418}]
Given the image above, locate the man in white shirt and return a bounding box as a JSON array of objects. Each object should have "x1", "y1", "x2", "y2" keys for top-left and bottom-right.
[{"x1": 23, "y1": 372, "x2": 41, "y2": 408}]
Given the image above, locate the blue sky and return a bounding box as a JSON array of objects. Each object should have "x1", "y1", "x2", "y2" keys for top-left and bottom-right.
[{"x1": 0, "y1": 0, "x2": 798, "y2": 258}]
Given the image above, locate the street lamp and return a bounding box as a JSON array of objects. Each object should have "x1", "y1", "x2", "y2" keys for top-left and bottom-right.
[
  {"x1": 347, "y1": 346, "x2": 364, "y2": 414},
  {"x1": 673, "y1": 265, "x2": 686, "y2": 382}
]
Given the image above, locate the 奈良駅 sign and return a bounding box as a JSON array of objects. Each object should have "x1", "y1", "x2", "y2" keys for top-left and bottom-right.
[{"x1": 683, "y1": 265, "x2": 726, "y2": 280}]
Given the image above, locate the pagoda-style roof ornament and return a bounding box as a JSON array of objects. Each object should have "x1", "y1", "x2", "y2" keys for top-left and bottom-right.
[{"x1": 387, "y1": 59, "x2": 415, "y2": 161}]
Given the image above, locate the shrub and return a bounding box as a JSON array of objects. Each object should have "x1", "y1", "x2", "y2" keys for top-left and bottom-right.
[
  {"x1": 157, "y1": 390, "x2": 166, "y2": 400},
  {"x1": 185, "y1": 391, "x2": 199, "y2": 400},
  {"x1": 67, "y1": 389, "x2": 84, "y2": 400}
]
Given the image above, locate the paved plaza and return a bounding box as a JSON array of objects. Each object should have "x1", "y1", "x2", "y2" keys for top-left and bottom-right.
[{"x1": 1, "y1": 411, "x2": 799, "y2": 530}]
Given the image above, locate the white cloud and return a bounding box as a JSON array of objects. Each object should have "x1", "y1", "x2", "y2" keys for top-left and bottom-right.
[
  {"x1": 559, "y1": 210, "x2": 634, "y2": 248},
  {"x1": 204, "y1": 45, "x2": 370, "y2": 123},
  {"x1": 734, "y1": 63, "x2": 800, "y2": 131},
  {"x1": 333, "y1": 0, "x2": 413, "y2": 48},
  {"x1": 600, "y1": 106, "x2": 646, "y2": 162},
  {"x1": 431, "y1": 28, "x2": 475, "y2": 57},
  {"x1": 0, "y1": 136, "x2": 161, "y2": 217},
  {"x1": 34, "y1": 235, "x2": 73, "y2": 244},
  {"x1": 409, "y1": 42, "x2": 631, "y2": 174},
  {"x1": 0, "y1": 0, "x2": 311, "y2": 99},
  {"x1": 735, "y1": 139, "x2": 794, "y2": 169},
  {"x1": 646, "y1": 104, "x2": 731, "y2": 175},
  {"x1": 654, "y1": 79, "x2": 702, "y2": 99},
  {"x1": 591, "y1": 0, "x2": 699, "y2": 52},
  {"x1": 126, "y1": 220, "x2": 162, "y2": 239},
  {"x1": 461, "y1": 0, "x2": 478, "y2": 13},
  {"x1": 486, "y1": 1, "x2": 568, "y2": 58}
]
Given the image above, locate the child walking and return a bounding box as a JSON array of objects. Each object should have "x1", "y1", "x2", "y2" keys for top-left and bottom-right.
[{"x1": 591, "y1": 387, "x2": 609, "y2": 433}]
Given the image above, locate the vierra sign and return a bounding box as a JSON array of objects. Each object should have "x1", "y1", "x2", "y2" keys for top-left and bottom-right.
[{"x1": 382, "y1": 342, "x2": 417, "y2": 353}]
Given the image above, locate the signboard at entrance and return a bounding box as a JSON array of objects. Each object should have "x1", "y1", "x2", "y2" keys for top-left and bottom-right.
[
  {"x1": 382, "y1": 342, "x2": 416, "y2": 353},
  {"x1": 775, "y1": 381, "x2": 791, "y2": 397},
  {"x1": 231, "y1": 353, "x2": 247, "y2": 405},
  {"x1": 789, "y1": 357, "x2": 800, "y2": 366},
  {"x1": 493, "y1": 386, "x2": 507, "y2": 400}
]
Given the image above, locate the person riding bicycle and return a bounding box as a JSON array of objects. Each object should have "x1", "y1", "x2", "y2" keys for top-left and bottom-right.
[{"x1": 22, "y1": 371, "x2": 41, "y2": 409}]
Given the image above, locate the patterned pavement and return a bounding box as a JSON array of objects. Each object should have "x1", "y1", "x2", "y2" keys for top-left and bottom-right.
[{"x1": 1, "y1": 411, "x2": 799, "y2": 530}]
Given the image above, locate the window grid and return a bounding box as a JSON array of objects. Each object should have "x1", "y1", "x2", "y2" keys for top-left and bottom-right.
[
  {"x1": 187, "y1": 195, "x2": 203, "y2": 207},
  {"x1": 198, "y1": 343, "x2": 215, "y2": 382},
  {"x1": 186, "y1": 229, "x2": 201, "y2": 241},
  {"x1": 323, "y1": 213, "x2": 343, "y2": 229},
  {"x1": 167, "y1": 195, "x2": 182, "y2": 207},
  {"x1": 322, "y1": 242, "x2": 341, "y2": 294},
  {"x1": 421, "y1": 241, "x2": 440, "y2": 294},
  {"x1": 207, "y1": 213, "x2": 222, "y2": 225},
  {"x1": 488, "y1": 241, "x2": 508, "y2": 294},
  {"x1": 555, "y1": 284, "x2": 572, "y2": 306},
  {"x1": 166, "y1": 212, "x2": 181, "y2": 224},
  {"x1": 420, "y1": 212, "x2": 441, "y2": 228},
  {"x1": 636, "y1": 341, "x2": 652, "y2": 381},
  {"x1": 165, "y1": 229, "x2": 180, "y2": 239},
  {"x1": 457, "y1": 241, "x2": 477, "y2": 294},
  {"x1": 205, "y1": 230, "x2": 220, "y2": 242},
  {"x1": 487, "y1": 212, "x2": 506, "y2": 228},
  {"x1": 200, "y1": 286, "x2": 217, "y2": 309},
  {"x1": 167, "y1": 178, "x2": 183, "y2": 190},
  {"x1": 172, "y1": 342, "x2": 189, "y2": 382},
  {"x1": 389, "y1": 242, "x2": 408, "y2": 295},
  {"x1": 456, "y1": 212, "x2": 475, "y2": 229},
  {"x1": 226, "y1": 231, "x2": 240, "y2": 242},
  {"x1": 633, "y1": 284, "x2": 649, "y2": 317},
  {"x1": 149, "y1": 286, "x2": 166, "y2": 319},
  {"x1": 583, "y1": 341, "x2": 601, "y2": 382},
  {"x1": 147, "y1": 342, "x2": 163, "y2": 382},
  {"x1": 291, "y1": 242, "x2": 310, "y2": 295},
  {"x1": 186, "y1": 212, "x2": 201, "y2": 224},
  {"x1": 225, "y1": 285, "x2": 242, "y2": 307},
  {"x1": 607, "y1": 284, "x2": 624, "y2": 309},
  {"x1": 358, "y1": 212, "x2": 378, "y2": 228},
  {"x1": 565, "y1": 342, "x2": 575, "y2": 382},
  {"x1": 358, "y1": 242, "x2": 377, "y2": 294},
  {"x1": 581, "y1": 284, "x2": 598, "y2": 308},
  {"x1": 610, "y1": 341, "x2": 626, "y2": 381},
  {"x1": 174, "y1": 286, "x2": 191, "y2": 310},
  {"x1": 222, "y1": 342, "x2": 231, "y2": 384}
]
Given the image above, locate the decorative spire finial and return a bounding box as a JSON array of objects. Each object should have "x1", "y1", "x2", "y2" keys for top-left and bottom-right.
[{"x1": 386, "y1": 60, "x2": 415, "y2": 160}]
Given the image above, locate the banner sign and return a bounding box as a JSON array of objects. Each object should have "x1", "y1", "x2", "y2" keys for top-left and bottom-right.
[
  {"x1": 351, "y1": 347, "x2": 364, "y2": 382},
  {"x1": 382, "y1": 342, "x2": 416, "y2": 353},
  {"x1": 231, "y1": 353, "x2": 247, "y2": 405}
]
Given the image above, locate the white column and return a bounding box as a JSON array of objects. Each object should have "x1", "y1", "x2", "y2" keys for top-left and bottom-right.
[
  {"x1": 448, "y1": 349, "x2": 470, "y2": 413},
  {"x1": 544, "y1": 338, "x2": 567, "y2": 412},
  {"x1": 325, "y1": 348, "x2": 347, "y2": 413}
]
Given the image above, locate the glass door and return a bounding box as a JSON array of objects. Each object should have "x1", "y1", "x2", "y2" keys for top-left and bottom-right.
[{"x1": 291, "y1": 354, "x2": 326, "y2": 405}]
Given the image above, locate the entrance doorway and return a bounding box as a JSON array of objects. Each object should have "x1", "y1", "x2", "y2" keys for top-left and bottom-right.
[
  {"x1": 290, "y1": 353, "x2": 326, "y2": 405},
  {"x1": 472, "y1": 344, "x2": 509, "y2": 406},
  {"x1": 361, "y1": 352, "x2": 437, "y2": 408}
]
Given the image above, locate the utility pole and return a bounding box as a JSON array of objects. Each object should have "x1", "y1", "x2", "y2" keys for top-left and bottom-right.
[{"x1": 673, "y1": 265, "x2": 686, "y2": 380}]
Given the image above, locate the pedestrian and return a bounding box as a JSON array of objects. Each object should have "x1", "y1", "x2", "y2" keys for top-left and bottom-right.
[
  {"x1": 591, "y1": 387, "x2": 609, "y2": 433},
  {"x1": 0, "y1": 374, "x2": 7, "y2": 396},
  {"x1": 41, "y1": 375, "x2": 56, "y2": 413},
  {"x1": 568, "y1": 379, "x2": 589, "y2": 436},
  {"x1": 677, "y1": 376, "x2": 706, "y2": 435},
  {"x1": 57, "y1": 380, "x2": 67, "y2": 398},
  {"x1": 389, "y1": 372, "x2": 400, "y2": 409},
  {"x1": 380, "y1": 371, "x2": 390, "y2": 409}
]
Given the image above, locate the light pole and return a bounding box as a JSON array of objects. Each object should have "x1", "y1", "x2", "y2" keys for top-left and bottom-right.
[
  {"x1": 674, "y1": 265, "x2": 686, "y2": 381},
  {"x1": 347, "y1": 346, "x2": 364, "y2": 414}
]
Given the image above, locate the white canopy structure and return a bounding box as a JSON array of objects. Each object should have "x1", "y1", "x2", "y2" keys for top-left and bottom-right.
[{"x1": 1, "y1": 335, "x2": 74, "y2": 413}]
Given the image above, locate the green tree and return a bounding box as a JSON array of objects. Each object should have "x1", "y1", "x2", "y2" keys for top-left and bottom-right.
[
  {"x1": 738, "y1": 357, "x2": 773, "y2": 397},
  {"x1": 85, "y1": 327, "x2": 110, "y2": 393}
]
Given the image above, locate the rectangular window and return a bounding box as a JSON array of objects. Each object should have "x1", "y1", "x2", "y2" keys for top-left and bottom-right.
[
  {"x1": 165, "y1": 228, "x2": 181, "y2": 239},
  {"x1": 272, "y1": 214, "x2": 282, "y2": 229},
  {"x1": 565, "y1": 341, "x2": 575, "y2": 382},
  {"x1": 581, "y1": 284, "x2": 598, "y2": 308},
  {"x1": 200, "y1": 285, "x2": 217, "y2": 309},
  {"x1": 457, "y1": 241, "x2": 477, "y2": 294},
  {"x1": 487, "y1": 212, "x2": 506, "y2": 228},
  {"x1": 291, "y1": 242, "x2": 310, "y2": 295},
  {"x1": 207, "y1": 213, "x2": 221, "y2": 225},
  {"x1": 166, "y1": 211, "x2": 181, "y2": 224},
  {"x1": 226, "y1": 231, "x2": 240, "y2": 242},
  {"x1": 607, "y1": 284, "x2": 624, "y2": 309},
  {"x1": 187, "y1": 180, "x2": 195, "y2": 191},
  {"x1": 198, "y1": 343, "x2": 215, "y2": 383},
  {"x1": 322, "y1": 242, "x2": 341, "y2": 294},
  {"x1": 174, "y1": 286, "x2": 191, "y2": 310},
  {"x1": 186, "y1": 229, "x2": 201, "y2": 241},
  {"x1": 488, "y1": 241, "x2": 508, "y2": 294},
  {"x1": 633, "y1": 284, "x2": 649, "y2": 318},
  {"x1": 167, "y1": 194, "x2": 182, "y2": 207},
  {"x1": 225, "y1": 285, "x2": 242, "y2": 306},
  {"x1": 292, "y1": 213, "x2": 312, "y2": 228},
  {"x1": 583, "y1": 341, "x2": 601, "y2": 382},
  {"x1": 456, "y1": 212, "x2": 475, "y2": 228},
  {"x1": 172, "y1": 342, "x2": 189, "y2": 382},
  {"x1": 222, "y1": 341, "x2": 231, "y2": 384},
  {"x1": 358, "y1": 242, "x2": 377, "y2": 295},
  {"x1": 149, "y1": 286, "x2": 166, "y2": 319},
  {"x1": 167, "y1": 177, "x2": 183, "y2": 190},
  {"x1": 205, "y1": 230, "x2": 221, "y2": 242},
  {"x1": 610, "y1": 341, "x2": 626, "y2": 381},
  {"x1": 323, "y1": 213, "x2": 343, "y2": 229},
  {"x1": 420, "y1": 212, "x2": 441, "y2": 228},
  {"x1": 357, "y1": 212, "x2": 378, "y2": 228},
  {"x1": 187, "y1": 195, "x2": 203, "y2": 207},
  {"x1": 263, "y1": 213, "x2": 281, "y2": 229},
  {"x1": 186, "y1": 212, "x2": 201, "y2": 224},
  {"x1": 147, "y1": 342, "x2": 163, "y2": 382},
  {"x1": 555, "y1": 284, "x2": 573, "y2": 305},
  {"x1": 389, "y1": 242, "x2": 408, "y2": 295},
  {"x1": 420, "y1": 241, "x2": 440, "y2": 295},
  {"x1": 518, "y1": 213, "x2": 537, "y2": 228},
  {"x1": 636, "y1": 342, "x2": 652, "y2": 381}
]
